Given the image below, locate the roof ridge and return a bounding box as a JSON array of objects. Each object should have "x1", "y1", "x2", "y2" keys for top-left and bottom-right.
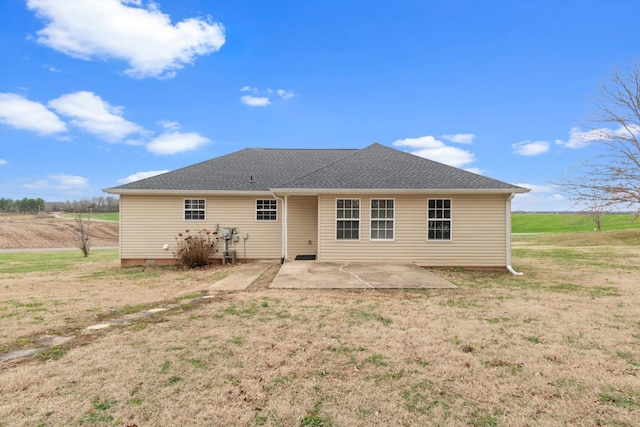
[
  {"x1": 276, "y1": 143, "x2": 378, "y2": 187},
  {"x1": 247, "y1": 147, "x2": 358, "y2": 151}
]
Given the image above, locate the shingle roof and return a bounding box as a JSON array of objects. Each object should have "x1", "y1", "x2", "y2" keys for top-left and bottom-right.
[
  {"x1": 107, "y1": 148, "x2": 357, "y2": 192},
  {"x1": 105, "y1": 143, "x2": 527, "y2": 193},
  {"x1": 276, "y1": 143, "x2": 524, "y2": 190}
]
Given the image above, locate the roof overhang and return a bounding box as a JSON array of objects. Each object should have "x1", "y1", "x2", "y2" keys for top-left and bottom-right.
[
  {"x1": 102, "y1": 189, "x2": 275, "y2": 196},
  {"x1": 270, "y1": 187, "x2": 531, "y2": 196},
  {"x1": 104, "y1": 187, "x2": 531, "y2": 196}
]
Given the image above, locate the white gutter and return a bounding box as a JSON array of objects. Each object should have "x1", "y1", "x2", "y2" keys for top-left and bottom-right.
[
  {"x1": 270, "y1": 188, "x2": 530, "y2": 195},
  {"x1": 506, "y1": 193, "x2": 524, "y2": 275},
  {"x1": 273, "y1": 193, "x2": 287, "y2": 263},
  {"x1": 103, "y1": 189, "x2": 274, "y2": 196}
]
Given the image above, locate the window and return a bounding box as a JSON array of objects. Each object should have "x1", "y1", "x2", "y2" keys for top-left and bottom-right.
[
  {"x1": 256, "y1": 199, "x2": 278, "y2": 221},
  {"x1": 184, "y1": 199, "x2": 205, "y2": 221},
  {"x1": 370, "y1": 199, "x2": 394, "y2": 240},
  {"x1": 427, "y1": 199, "x2": 451, "y2": 240},
  {"x1": 336, "y1": 199, "x2": 360, "y2": 240}
]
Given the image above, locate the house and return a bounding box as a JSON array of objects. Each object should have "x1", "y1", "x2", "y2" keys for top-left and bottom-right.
[{"x1": 104, "y1": 143, "x2": 529, "y2": 270}]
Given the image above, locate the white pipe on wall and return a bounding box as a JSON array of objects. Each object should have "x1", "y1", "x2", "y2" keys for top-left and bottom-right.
[{"x1": 506, "y1": 194, "x2": 524, "y2": 275}]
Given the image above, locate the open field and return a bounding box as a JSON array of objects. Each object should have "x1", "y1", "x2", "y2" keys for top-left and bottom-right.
[
  {"x1": 1, "y1": 229, "x2": 639, "y2": 426},
  {"x1": 62, "y1": 212, "x2": 119, "y2": 222},
  {"x1": 0, "y1": 215, "x2": 119, "y2": 249},
  {"x1": 512, "y1": 213, "x2": 640, "y2": 233}
]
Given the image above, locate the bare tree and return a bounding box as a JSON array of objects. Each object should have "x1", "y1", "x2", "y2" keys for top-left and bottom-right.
[
  {"x1": 74, "y1": 214, "x2": 92, "y2": 257},
  {"x1": 559, "y1": 60, "x2": 640, "y2": 215}
]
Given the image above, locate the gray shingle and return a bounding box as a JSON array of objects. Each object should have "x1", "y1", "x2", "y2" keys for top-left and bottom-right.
[
  {"x1": 280, "y1": 143, "x2": 524, "y2": 190},
  {"x1": 105, "y1": 143, "x2": 525, "y2": 193},
  {"x1": 107, "y1": 148, "x2": 356, "y2": 192}
]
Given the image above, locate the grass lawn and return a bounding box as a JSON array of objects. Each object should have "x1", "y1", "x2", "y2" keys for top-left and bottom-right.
[
  {"x1": 63, "y1": 212, "x2": 119, "y2": 221},
  {"x1": 1, "y1": 230, "x2": 639, "y2": 426},
  {"x1": 0, "y1": 249, "x2": 118, "y2": 274},
  {"x1": 512, "y1": 213, "x2": 639, "y2": 233}
]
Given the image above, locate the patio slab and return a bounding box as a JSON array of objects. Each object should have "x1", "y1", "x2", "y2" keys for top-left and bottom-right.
[
  {"x1": 269, "y1": 261, "x2": 457, "y2": 289},
  {"x1": 207, "y1": 261, "x2": 275, "y2": 291}
]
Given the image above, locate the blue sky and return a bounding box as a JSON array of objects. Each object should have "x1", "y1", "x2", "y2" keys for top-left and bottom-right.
[{"x1": 1, "y1": 0, "x2": 638, "y2": 210}]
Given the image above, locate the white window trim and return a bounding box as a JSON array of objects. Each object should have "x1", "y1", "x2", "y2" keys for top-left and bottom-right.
[
  {"x1": 184, "y1": 198, "x2": 206, "y2": 221},
  {"x1": 256, "y1": 199, "x2": 278, "y2": 222},
  {"x1": 426, "y1": 198, "x2": 452, "y2": 242},
  {"x1": 369, "y1": 198, "x2": 395, "y2": 241},
  {"x1": 335, "y1": 198, "x2": 361, "y2": 241}
]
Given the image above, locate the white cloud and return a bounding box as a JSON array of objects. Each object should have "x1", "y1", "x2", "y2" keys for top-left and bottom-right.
[
  {"x1": 464, "y1": 167, "x2": 485, "y2": 175},
  {"x1": 158, "y1": 120, "x2": 181, "y2": 132},
  {"x1": 147, "y1": 131, "x2": 209, "y2": 155},
  {"x1": 555, "y1": 125, "x2": 640, "y2": 149},
  {"x1": 23, "y1": 173, "x2": 89, "y2": 193},
  {"x1": 513, "y1": 183, "x2": 554, "y2": 194},
  {"x1": 0, "y1": 92, "x2": 67, "y2": 135},
  {"x1": 239, "y1": 87, "x2": 295, "y2": 106},
  {"x1": 48, "y1": 91, "x2": 147, "y2": 142},
  {"x1": 277, "y1": 89, "x2": 295, "y2": 100},
  {"x1": 392, "y1": 135, "x2": 476, "y2": 167},
  {"x1": 555, "y1": 127, "x2": 607, "y2": 149},
  {"x1": 510, "y1": 183, "x2": 569, "y2": 211},
  {"x1": 117, "y1": 170, "x2": 169, "y2": 184},
  {"x1": 512, "y1": 140, "x2": 550, "y2": 156},
  {"x1": 441, "y1": 133, "x2": 475, "y2": 144},
  {"x1": 240, "y1": 95, "x2": 271, "y2": 107},
  {"x1": 0, "y1": 159, "x2": 7, "y2": 165},
  {"x1": 27, "y1": 0, "x2": 225, "y2": 79}
]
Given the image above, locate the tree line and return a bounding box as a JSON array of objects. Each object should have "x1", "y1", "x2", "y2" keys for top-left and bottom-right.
[{"x1": 0, "y1": 196, "x2": 119, "y2": 214}]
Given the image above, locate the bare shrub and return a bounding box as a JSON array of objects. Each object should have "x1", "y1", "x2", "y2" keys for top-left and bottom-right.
[
  {"x1": 73, "y1": 214, "x2": 92, "y2": 257},
  {"x1": 173, "y1": 228, "x2": 218, "y2": 268}
]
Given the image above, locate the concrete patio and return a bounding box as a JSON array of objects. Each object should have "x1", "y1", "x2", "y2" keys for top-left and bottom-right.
[{"x1": 269, "y1": 261, "x2": 457, "y2": 289}]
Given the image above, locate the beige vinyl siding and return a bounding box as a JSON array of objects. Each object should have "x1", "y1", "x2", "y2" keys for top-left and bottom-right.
[
  {"x1": 286, "y1": 196, "x2": 318, "y2": 260},
  {"x1": 120, "y1": 195, "x2": 281, "y2": 261},
  {"x1": 317, "y1": 193, "x2": 508, "y2": 267}
]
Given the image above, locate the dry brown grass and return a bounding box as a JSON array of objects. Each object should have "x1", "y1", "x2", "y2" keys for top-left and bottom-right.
[
  {"x1": 0, "y1": 257, "x2": 232, "y2": 350},
  {"x1": 1, "y1": 230, "x2": 639, "y2": 426}
]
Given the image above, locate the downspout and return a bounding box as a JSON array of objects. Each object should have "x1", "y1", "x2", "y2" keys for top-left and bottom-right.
[
  {"x1": 273, "y1": 193, "x2": 287, "y2": 264},
  {"x1": 506, "y1": 193, "x2": 524, "y2": 275}
]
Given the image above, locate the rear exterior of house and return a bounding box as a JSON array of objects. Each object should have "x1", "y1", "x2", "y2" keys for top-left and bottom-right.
[{"x1": 105, "y1": 144, "x2": 528, "y2": 268}]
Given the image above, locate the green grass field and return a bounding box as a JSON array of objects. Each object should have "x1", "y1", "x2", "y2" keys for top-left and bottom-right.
[
  {"x1": 512, "y1": 213, "x2": 639, "y2": 233},
  {"x1": 63, "y1": 212, "x2": 119, "y2": 221},
  {"x1": 0, "y1": 250, "x2": 118, "y2": 274}
]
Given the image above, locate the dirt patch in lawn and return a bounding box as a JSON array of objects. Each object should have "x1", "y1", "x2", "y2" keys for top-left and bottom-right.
[
  {"x1": 0, "y1": 230, "x2": 639, "y2": 426},
  {"x1": 0, "y1": 214, "x2": 119, "y2": 249}
]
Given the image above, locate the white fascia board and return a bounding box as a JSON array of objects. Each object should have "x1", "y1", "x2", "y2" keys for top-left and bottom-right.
[
  {"x1": 270, "y1": 188, "x2": 530, "y2": 195},
  {"x1": 102, "y1": 189, "x2": 274, "y2": 196}
]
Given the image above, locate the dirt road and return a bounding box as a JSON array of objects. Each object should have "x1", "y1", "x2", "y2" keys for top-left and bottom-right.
[{"x1": 0, "y1": 215, "x2": 119, "y2": 249}]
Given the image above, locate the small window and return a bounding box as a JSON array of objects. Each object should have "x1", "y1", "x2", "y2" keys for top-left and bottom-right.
[
  {"x1": 256, "y1": 199, "x2": 278, "y2": 221},
  {"x1": 184, "y1": 199, "x2": 205, "y2": 221},
  {"x1": 427, "y1": 199, "x2": 451, "y2": 240},
  {"x1": 336, "y1": 199, "x2": 360, "y2": 240},
  {"x1": 370, "y1": 199, "x2": 394, "y2": 240}
]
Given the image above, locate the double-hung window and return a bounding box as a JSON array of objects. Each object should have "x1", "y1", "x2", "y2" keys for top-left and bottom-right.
[
  {"x1": 256, "y1": 199, "x2": 278, "y2": 221},
  {"x1": 336, "y1": 199, "x2": 360, "y2": 240},
  {"x1": 184, "y1": 199, "x2": 205, "y2": 221},
  {"x1": 370, "y1": 199, "x2": 394, "y2": 240},
  {"x1": 427, "y1": 199, "x2": 451, "y2": 240}
]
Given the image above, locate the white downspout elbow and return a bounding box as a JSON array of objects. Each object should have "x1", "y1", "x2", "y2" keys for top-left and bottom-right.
[
  {"x1": 506, "y1": 194, "x2": 524, "y2": 275},
  {"x1": 507, "y1": 265, "x2": 524, "y2": 276}
]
